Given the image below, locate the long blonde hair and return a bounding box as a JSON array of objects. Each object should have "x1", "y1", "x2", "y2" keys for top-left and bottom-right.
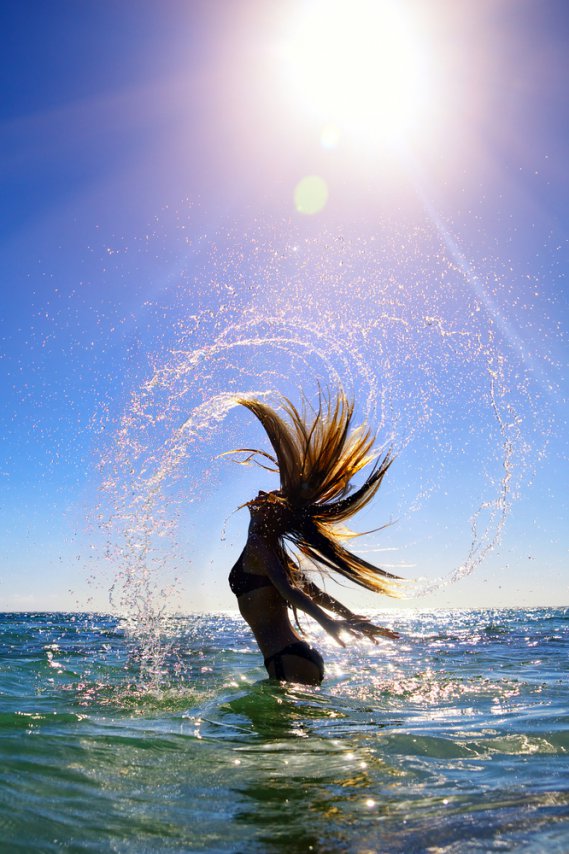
[{"x1": 237, "y1": 392, "x2": 408, "y2": 597}]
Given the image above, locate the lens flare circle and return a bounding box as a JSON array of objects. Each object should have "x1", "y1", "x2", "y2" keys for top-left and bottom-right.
[{"x1": 294, "y1": 175, "x2": 329, "y2": 215}]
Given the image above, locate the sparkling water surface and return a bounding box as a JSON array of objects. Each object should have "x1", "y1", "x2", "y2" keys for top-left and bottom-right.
[{"x1": 1, "y1": 608, "x2": 568, "y2": 853}]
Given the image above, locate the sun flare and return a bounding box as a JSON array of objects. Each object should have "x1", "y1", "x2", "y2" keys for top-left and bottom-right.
[{"x1": 282, "y1": 0, "x2": 436, "y2": 143}]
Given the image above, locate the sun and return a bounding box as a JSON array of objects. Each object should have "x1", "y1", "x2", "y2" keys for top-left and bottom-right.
[{"x1": 281, "y1": 0, "x2": 436, "y2": 144}]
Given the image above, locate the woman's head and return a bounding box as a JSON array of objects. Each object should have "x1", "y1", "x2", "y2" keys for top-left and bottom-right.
[
  {"x1": 235, "y1": 391, "x2": 408, "y2": 597},
  {"x1": 246, "y1": 489, "x2": 294, "y2": 538}
]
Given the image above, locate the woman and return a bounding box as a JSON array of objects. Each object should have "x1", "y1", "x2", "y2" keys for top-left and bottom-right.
[{"x1": 228, "y1": 393, "x2": 408, "y2": 685}]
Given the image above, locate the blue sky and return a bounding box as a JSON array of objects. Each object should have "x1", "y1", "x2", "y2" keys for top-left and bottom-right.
[{"x1": 1, "y1": 0, "x2": 567, "y2": 613}]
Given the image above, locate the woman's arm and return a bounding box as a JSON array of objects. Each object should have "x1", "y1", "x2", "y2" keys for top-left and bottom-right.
[
  {"x1": 298, "y1": 578, "x2": 356, "y2": 619},
  {"x1": 299, "y1": 577, "x2": 400, "y2": 642},
  {"x1": 248, "y1": 534, "x2": 351, "y2": 645}
]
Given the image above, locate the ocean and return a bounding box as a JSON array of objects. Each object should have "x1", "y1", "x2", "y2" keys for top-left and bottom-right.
[{"x1": 1, "y1": 608, "x2": 567, "y2": 853}]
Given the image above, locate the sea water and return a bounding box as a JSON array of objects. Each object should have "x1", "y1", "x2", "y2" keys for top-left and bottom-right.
[{"x1": 1, "y1": 607, "x2": 567, "y2": 853}]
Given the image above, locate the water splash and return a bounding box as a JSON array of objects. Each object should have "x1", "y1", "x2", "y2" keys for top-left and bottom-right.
[{"x1": 96, "y1": 217, "x2": 545, "y2": 681}]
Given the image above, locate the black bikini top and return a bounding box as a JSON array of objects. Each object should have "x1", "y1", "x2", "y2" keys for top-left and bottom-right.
[{"x1": 228, "y1": 551, "x2": 274, "y2": 598}]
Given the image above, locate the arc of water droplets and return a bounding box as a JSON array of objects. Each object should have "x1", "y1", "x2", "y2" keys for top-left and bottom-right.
[
  {"x1": 412, "y1": 353, "x2": 516, "y2": 597},
  {"x1": 101, "y1": 308, "x2": 519, "y2": 622}
]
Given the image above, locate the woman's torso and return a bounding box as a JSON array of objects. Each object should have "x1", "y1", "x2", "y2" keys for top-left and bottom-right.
[{"x1": 229, "y1": 544, "x2": 300, "y2": 658}]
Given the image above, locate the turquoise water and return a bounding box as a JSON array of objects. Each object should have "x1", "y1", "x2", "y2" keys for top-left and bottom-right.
[{"x1": 1, "y1": 608, "x2": 568, "y2": 852}]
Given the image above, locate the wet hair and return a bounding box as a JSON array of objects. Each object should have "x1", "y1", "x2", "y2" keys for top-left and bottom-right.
[{"x1": 236, "y1": 392, "x2": 408, "y2": 597}]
